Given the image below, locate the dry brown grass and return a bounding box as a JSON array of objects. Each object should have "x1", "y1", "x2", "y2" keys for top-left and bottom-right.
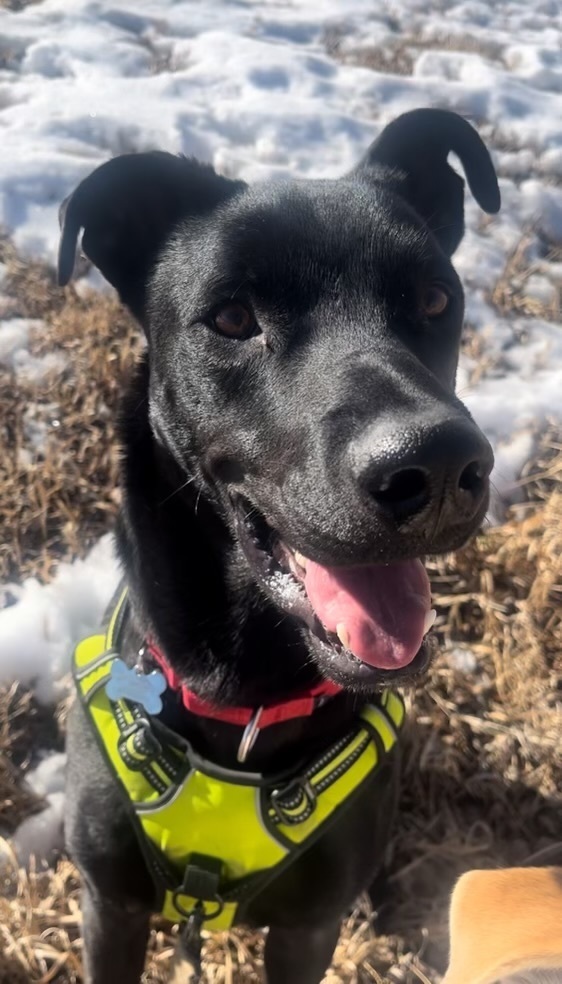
[
  {"x1": 328, "y1": 32, "x2": 503, "y2": 78},
  {"x1": 336, "y1": 41, "x2": 414, "y2": 78},
  {"x1": 0, "y1": 234, "x2": 141, "y2": 582},
  {"x1": 0, "y1": 688, "x2": 45, "y2": 835},
  {"x1": 490, "y1": 231, "x2": 561, "y2": 322},
  {"x1": 0, "y1": 241, "x2": 561, "y2": 981},
  {"x1": 460, "y1": 326, "x2": 506, "y2": 388},
  {"x1": 0, "y1": 680, "x2": 66, "y2": 832}
]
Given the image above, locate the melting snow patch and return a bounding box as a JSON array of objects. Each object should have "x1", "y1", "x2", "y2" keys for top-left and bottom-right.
[
  {"x1": 448, "y1": 648, "x2": 478, "y2": 675},
  {"x1": 13, "y1": 799, "x2": 65, "y2": 864},
  {"x1": 12, "y1": 752, "x2": 67, "y2": 864},
  {"x1": 0, "y1": 534, "x2": 121, "y2": 703},
  {"x1": 0, "y1": 318, "x2": 34, "y2": 366},
  {"x1": 0, "y1": 318, "x2": 66, "y2": 380}
]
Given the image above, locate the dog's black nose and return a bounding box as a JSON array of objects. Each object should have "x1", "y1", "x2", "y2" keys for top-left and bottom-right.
[{"x1": 353, "y1": 418, "x2": 494, "y2": 527}]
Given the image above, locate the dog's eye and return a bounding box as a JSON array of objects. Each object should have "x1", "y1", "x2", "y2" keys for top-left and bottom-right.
[
  {"x1": 421, "y1": 284, "x2": 449, "y2": 318},
  {"x1": 213, "y1": 302, "x2": 257, "y2": 339}
]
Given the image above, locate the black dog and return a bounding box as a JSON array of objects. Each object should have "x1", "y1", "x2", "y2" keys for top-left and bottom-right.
[{"x1": 59, "y1": 108, "x2": 499, "y2": 984}]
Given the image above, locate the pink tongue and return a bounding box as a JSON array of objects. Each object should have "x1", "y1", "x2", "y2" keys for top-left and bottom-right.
[{"x1": 303, "y1": 558, "x2": 431, "y2": 670}]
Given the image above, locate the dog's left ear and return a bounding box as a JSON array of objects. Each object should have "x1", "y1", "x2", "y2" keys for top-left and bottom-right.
[{"x1": 352, "y1": 108, "x2": 500, "y2": 255}]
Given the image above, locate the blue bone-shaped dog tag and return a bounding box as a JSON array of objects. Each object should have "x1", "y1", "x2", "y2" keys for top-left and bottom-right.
[{"x1": 106, "y1": 659, "x2": 167, "y2": 714}]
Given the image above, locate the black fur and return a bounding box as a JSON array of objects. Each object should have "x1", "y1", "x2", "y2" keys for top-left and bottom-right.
[{"x1": 60, "y1": 109, "x2": 499, "y2": 983}]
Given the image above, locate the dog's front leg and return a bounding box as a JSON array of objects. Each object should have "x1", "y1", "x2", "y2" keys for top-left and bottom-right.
[
  {"x1": 264, "y1": 922, "x2": 341, "y2": 984},
  {"x1": 81, "y1": 881, "x2": 150, "y2": 984}
]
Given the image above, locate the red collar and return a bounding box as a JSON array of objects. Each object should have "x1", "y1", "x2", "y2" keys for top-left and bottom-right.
[{"x1": 148, "y1": 641, "x2": 342, "y2": 729}]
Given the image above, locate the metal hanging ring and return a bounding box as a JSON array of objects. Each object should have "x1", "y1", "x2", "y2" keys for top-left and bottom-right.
[{"x1": 237, "y1": 706, "x2": 263, "y2": 763}]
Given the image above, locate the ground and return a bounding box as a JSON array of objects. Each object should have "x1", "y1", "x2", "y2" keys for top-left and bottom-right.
[{"x1": 0, "y1": 0, "x2": 561, "y2": 981}]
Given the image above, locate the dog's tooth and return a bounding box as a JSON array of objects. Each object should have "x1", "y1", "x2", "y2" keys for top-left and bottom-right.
[
  {"x1": 294, "y1": 551, "x2": 308, "y2": 570},
  {"x1": 336, "y1": 623, "x2": 350, "y2": 650},
  {"x1": 423, "y1": 609, "x2": 437, "y2": 635}
]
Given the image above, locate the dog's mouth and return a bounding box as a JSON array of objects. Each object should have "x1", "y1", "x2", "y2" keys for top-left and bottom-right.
[{"x1": 233, "y1": 497, "x2": 435, "y2": 688}]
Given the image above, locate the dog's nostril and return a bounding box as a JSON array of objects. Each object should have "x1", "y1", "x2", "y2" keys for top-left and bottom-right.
[
  {"x1": 377, "y1": 468, "x2": 427, "y2": 502},
  {"x1": 458, "y1": 460, "x2": 485, "y2": 497},
  {"x1": 371, "y1": 467, "x2": 430, "y2": 520}
]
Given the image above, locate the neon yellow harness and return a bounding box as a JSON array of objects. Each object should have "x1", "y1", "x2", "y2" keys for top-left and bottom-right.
[{"x1": 72, "y1": 588, "x2": 405, "y2": 930}]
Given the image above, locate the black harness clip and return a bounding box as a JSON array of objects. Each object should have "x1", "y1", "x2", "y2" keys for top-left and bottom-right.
[{"x1": 173, "y1": 853, "x2": 225, "y2": 921}]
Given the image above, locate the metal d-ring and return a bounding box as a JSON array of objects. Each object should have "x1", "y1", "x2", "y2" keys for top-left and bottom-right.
[
  {"x1": 173, "y1": 891, "x2": 224, "y2": 922},
  {"x1": 237, "y1": 706, "x2": 263, "y2": 763}
]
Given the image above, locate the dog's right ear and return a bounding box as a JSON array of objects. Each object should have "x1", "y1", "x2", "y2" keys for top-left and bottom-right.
[{"x1": 58, "y1": 152, "x2": 245, "y2": 321}]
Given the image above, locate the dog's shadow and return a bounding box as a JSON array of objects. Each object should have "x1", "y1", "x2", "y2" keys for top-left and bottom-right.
[{"x1": 371, "y1": 717, "x2": 562, "y2": 975}]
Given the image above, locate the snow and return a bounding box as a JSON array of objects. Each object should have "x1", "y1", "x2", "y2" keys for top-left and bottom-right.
[
  {"x1": 0, "y1": 534, "x2": 120, "y2": 703},
  {"x1": 0, "y1": 0, "x2": 560, "y2": 856},
  {"x1": 448, "y1": 647, "x2": 478, "y2": 675},
  {"x1": 0, "y1": 317, "x2": 66, "y2": 379},
  {"x1": 12, "y1": 753, "x2": 66, "y2": 864},
  {"x1": 0, "y1": 318, "x2": 34, "y2": 366},
  {"x1": 12, "y1": 792, "x2": 65, "y2": 864}
]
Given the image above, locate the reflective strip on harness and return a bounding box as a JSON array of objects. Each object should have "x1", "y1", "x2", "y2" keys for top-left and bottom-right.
[{"x1": 72, "y1": 591, "x2": 405, "y2": 931}]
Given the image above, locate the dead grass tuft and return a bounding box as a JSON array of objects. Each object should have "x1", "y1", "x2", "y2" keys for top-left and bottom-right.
[
  {"x1": 460, "y1": 326, "x2": 505, "y2": 387},
  {"x1": 329, "y1": 32, "x2": 503, "y2": 78},
  {"x1": 339, "y1": 42, "x2": 414, "y2": 78},
  {"x1": 489, "y1": 230, "x2": 561, "y2": 322},
  {"x1": 0, "y1": 236, "x2": 141, "y2": 582},
  {"x1": 0, "y1": 687, "x2": 45, "y2": 834},
  {"x1": 0, "y1": 845, "x2": 83, "y2": 981}
]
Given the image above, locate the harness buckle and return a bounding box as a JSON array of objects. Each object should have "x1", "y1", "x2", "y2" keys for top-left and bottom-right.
[
  {"x1": 173, "y1": 854, "x2": 225, "y2": 923},
  {"x1": 269, "y1": 778, "x2": 317, "y2": 825},
  {"x1": 118, "y1": 718, "x2": 162, "y2": 767}
]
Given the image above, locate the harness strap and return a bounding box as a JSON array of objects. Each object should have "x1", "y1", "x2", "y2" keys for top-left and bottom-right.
[{"x1": 178, "y1": 903, "x2": 204, "y2": 983}]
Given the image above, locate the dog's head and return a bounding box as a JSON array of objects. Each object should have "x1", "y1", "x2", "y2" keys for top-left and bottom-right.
[{"x1": 59, "y1": 109, "x2": 499, "y2": 692}]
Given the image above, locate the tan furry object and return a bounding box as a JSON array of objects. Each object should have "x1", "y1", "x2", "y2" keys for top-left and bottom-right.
[{"x1": 443, "y1": 867, "x2": 562, "y2": 984}]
